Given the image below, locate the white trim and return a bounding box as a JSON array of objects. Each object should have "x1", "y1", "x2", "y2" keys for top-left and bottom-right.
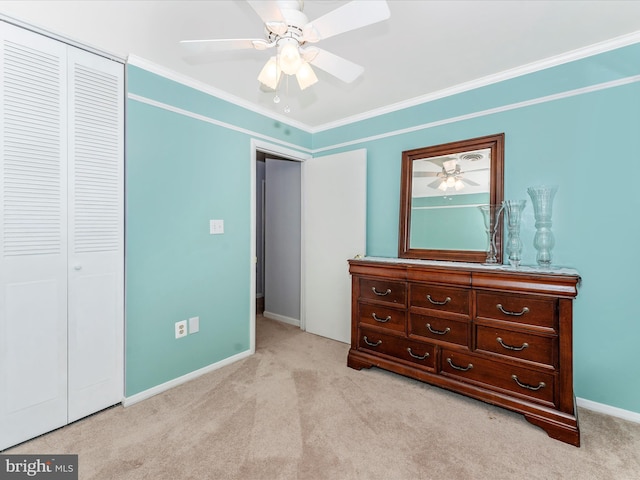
[
  {"x1": 263, "y1": 311, "x2": 301, "y2": 328},
  {"x1": 249, "y1": 139, "x2": 309, "y2": 353},
  {"x1": 311, "y1": 30, "x2": 640, "y2": 133},
  {"x1": 128, "y1": 29, "x2": 640, "y2": 136},
  {"x1": 577, "y1": 397, "x2": 640, "y2": 424},
  {"x1": 127, "y1": 54, "x2": 310, "y2": 133},
  {"x1": 122, "y1": 350, "x2": 252, "y2": 407},
  {"x1": 249, "y1": 142, "x2": 257, "y2": 356},
  {"x1": 127, "y1": 92, "x2": 312, "y2": 155},
  {"x1": 313, "y1": 75, "x2": 640, "y2": 154},
  {"x1": 0, "y1": 14, "x2": 125, "y2": 64},
  {"x1": 121, "y1": 360, "x2": 640, "y2": 423}
]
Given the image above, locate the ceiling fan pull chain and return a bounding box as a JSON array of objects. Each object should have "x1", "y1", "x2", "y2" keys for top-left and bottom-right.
[{"x1": 284, "y1": 74, "x2": 291, "y2": 113}]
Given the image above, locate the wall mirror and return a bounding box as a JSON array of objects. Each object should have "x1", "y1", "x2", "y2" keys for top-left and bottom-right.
[{"x1": 398, "y1": 133, "x2": 504, "y2": 263}]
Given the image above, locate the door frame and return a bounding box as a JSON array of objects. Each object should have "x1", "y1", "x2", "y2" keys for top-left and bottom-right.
[{"x1": 249, "y1": 139, "x2": 311, "y2": 354}]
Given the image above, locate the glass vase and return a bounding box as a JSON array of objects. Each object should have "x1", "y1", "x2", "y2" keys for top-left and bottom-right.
[
  {"x1": 527, "y1": 185, "x2": 558, "y2": 267},
  {"x1": 502, "y1": 200, "x2": 526, "y2": 268},
  {"x1": 478, "y1": 204, "x2": 504, "y2": 264}
]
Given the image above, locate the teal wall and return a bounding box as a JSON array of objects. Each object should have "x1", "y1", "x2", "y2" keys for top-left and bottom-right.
[
  {"x1": 313, "y1": 43, "x2": 640, "y2": 414},
  {"x1": 125, "y1": 66, "x2": 310, "y2": 396},
  {"x1": 125, "y1": 42, "x2": 640, "y2": 415}
]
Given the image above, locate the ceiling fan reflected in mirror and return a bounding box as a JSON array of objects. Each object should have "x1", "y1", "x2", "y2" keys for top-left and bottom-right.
[
  {"x1": 180, "y1": 0, "x2": 390, "y2": 94},
  {"x1": 413, "y1": 152, "x2": 490, "y2": 192}
]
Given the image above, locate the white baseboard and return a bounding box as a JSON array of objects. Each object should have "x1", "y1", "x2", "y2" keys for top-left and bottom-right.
[
  {"x1": 122, "y1": 347, "x2": 639, "y2": 427},
  {"x1": 577, "y1": 397, "x2": 640, "y2": 424},
  {"x1": 262, "y1": 311, "x2": 300, "y2": 327},
  {"x1": 122, "y1": 350, "x2": 252, "y2": 407}
]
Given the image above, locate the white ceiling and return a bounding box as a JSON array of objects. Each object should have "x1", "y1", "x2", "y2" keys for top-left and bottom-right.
[{"x1": 2, "y1": 1, "x2": 640, "y2": 131}]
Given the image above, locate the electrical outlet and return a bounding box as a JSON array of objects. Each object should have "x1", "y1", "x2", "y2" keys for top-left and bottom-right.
[{"x1": 175, "y1": 320, "x2": 187, "y2": 339}]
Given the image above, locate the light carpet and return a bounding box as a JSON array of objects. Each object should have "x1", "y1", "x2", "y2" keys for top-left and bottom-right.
[{"x1": 6, "y1": 316, "x2": 640, "y2": 479}]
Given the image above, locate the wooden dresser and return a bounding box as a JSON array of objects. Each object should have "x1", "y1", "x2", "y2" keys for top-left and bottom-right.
[{"x1": 348, "y1": 257, "x2": 581, "y2": 446}]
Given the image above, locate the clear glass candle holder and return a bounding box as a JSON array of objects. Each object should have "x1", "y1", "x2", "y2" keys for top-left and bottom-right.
[{"x1": 502, "y1": 200, "x2": 527, "y2": 268}]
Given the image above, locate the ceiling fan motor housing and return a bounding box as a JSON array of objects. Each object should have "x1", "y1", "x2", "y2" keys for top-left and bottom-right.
[{"x1": 266, "y1": 1, "x2": 309, "y2": 45}]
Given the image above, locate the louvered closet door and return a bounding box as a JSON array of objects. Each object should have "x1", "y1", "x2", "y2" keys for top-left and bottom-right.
[
  {"x1": 0, "y1": 21, "x2": 69, "y2": 450},
  {"x1": 67, "y1": 47, "x2": 124, "y2": 423}
]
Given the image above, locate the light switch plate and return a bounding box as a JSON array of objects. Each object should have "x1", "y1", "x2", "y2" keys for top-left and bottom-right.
[
  {"x1": 189, "y1": 316, "x2": 200, "y2": 334},
  {"x1": 209, "y1": 219, "x2": 224, "y2": 235}
]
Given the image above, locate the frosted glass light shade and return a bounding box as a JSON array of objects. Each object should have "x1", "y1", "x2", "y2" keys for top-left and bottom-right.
[
  {"x1": 279, "y1": 41, "x2": 302, "y2": 75},
  {"x1": 257, "y1": 57, "x2": 281, "y2": 90},
  {"x1": 296, "y1": 63, "x2": 318, "y2": 90}
]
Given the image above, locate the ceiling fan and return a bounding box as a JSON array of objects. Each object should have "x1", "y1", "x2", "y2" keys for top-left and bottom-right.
[
  {"x1": 180, "y1": 0, "x2": 391, "y2": 92},
  {"x1": 414, "y1": 158, "x2": 488, "y2": 192}
]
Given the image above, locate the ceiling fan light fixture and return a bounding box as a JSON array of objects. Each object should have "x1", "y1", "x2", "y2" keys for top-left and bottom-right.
[
  {"x1": 257, "y1": 56, "x2": 281, "y2": 90},
  {"x1": 296, "y1": 62, "x2": 318, "y2": 90},
  {"x1": 279, "y1": 39, "x2": 302, "y2": 75},
  {"x1": 438, "y1": 181, "x2": 448, "y2": 192},
  {"x1": 454, "y1": 179, "x2": 465, "y2": 191}
]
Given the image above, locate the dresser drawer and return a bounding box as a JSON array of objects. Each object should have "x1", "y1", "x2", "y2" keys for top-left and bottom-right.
[
  {"x1": 409, "y1": 313, "x2": 468, "y2": 347},
  {"x1": 359, "y1": 278, "x2": 407, "y2": 306},
  {"x1": 358, "y1": 303, "x2": 405, "y2": 333},
  {"x1": 476, "y1": 292, "x2": 556, "y2": 329},
  {"x1": 475, "y1": 325, "x2": 556, "y2": 368},
  {"x1": 358, "y1": 328, "x2": 436, "y2": 370},
  {"x1": 410, "y1": 284, "x2": 470, "y2": 315},
  {"x1": 441, "y1": 349, "x2": 555, "y2": 405}
]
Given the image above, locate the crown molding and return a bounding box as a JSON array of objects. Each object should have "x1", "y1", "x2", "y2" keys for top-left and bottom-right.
[
  {"x1": 128, "y1": 28, "x2": 640, "y2": 136},
  {"x1": 126, "y1": 55, "x2": 312, "y2": 134},
  {"x1": 310, "y1": 30, "x2": 640, "y2": 133},
  {"x1": 1, "y1": 14, "x2": 125, "y2": 63}
]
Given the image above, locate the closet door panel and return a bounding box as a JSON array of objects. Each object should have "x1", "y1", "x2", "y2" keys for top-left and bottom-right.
[
  {"x1": 67, "y1": 47, "x2": 124, "y2": 422},
  {"x1": 0, "y1": 21, "x2": 68, "y2": 450}
]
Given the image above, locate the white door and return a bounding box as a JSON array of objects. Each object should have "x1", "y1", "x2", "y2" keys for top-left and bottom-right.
[
  {"x1": 302, "y1": 149, "x2": 367, "y2": 343},
  {"x1": 0, "y1": 23, "x2": 124, "y2": 449},
  {"x1": 67, "y1": 47, "x2": 124, "y2": 422},
  {"x1": 0, "y1": 21, "x2": 69, "y2": 450}
]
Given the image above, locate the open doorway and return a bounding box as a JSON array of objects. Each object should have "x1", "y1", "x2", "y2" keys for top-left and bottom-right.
[
  {"x1": 256, "y1": 151, "x2": 302, "y2": 326},
  {"x1": 250, "y1": 140, "x2": 310, "y2": 354}
]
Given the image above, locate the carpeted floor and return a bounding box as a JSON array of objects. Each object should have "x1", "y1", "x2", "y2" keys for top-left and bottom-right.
[{"x1": 5, "y1": 315, "x2": 640, "y2": 479}]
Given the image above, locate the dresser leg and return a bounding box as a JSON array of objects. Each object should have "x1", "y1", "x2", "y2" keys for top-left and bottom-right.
[
  {"x1": 347, "y1": 350, "x2": 374, "y2": 370},
  {"x1": 523, "y1": 413, "x2": 580, "y2": 447}
]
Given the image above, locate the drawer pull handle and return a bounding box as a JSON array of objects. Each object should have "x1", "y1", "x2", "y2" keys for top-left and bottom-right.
[
  {"x1": 427, "y1": 295, "x2": 451, "y2": 305},
  {"x1": 407, "y1": 348, "x2": 430, "y2": 360},
  {"x1": 426, "y1": 323, "x2": 451, "y2": 335},
  {"x1": 512, "y1": 375, "x2": 546, "y2": 391},
  {"x1": 363, "y1": 336, "x2": 382, "y2": 347},
  {"x1": 372, "y1": 287, "x2": 392, "y2": 296},
  {"x1": 497, "y1": 337, "x2": 529, "y2": 351},
  {"x1": 496, "y1": 304, "x2": 530, "y2": 316},
  {"x1": 372, "y1": 313, "x2": 391, "y2": 323},
  {"x1": 447, "y1": 358, "x2": 473, "y2": 372}
]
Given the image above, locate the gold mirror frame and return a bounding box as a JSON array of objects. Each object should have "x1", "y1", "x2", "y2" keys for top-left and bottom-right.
[{"x1": 398, "y1": 133, "x2": 504, "y2": 263}]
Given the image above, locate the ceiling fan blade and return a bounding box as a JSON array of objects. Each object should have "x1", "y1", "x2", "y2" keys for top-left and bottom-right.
[
  {"x1": 247, "y1": 0, "x2": 285, "y2": 23},
  {"x1": 302, "y1": 0, "x2": 390, "y2": 43},
  {"x1": 180, "y1": 38, "x2": 270, "y2": 54},
  {"x1": 461, "y1": 178, "x2": 480, "y2": 187},
  {"x1": 427, "y1": 179, "x2": 443, "y2": 190},
  {"x1": 247, "y1": 0, "x2": 287, "y2": 34},
  {"x1": 309, "y1": 48, "x2": 364, "y2": 83},
  {"x1": 413, "y1": 172, "x2": 440, "y2": 178}
]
